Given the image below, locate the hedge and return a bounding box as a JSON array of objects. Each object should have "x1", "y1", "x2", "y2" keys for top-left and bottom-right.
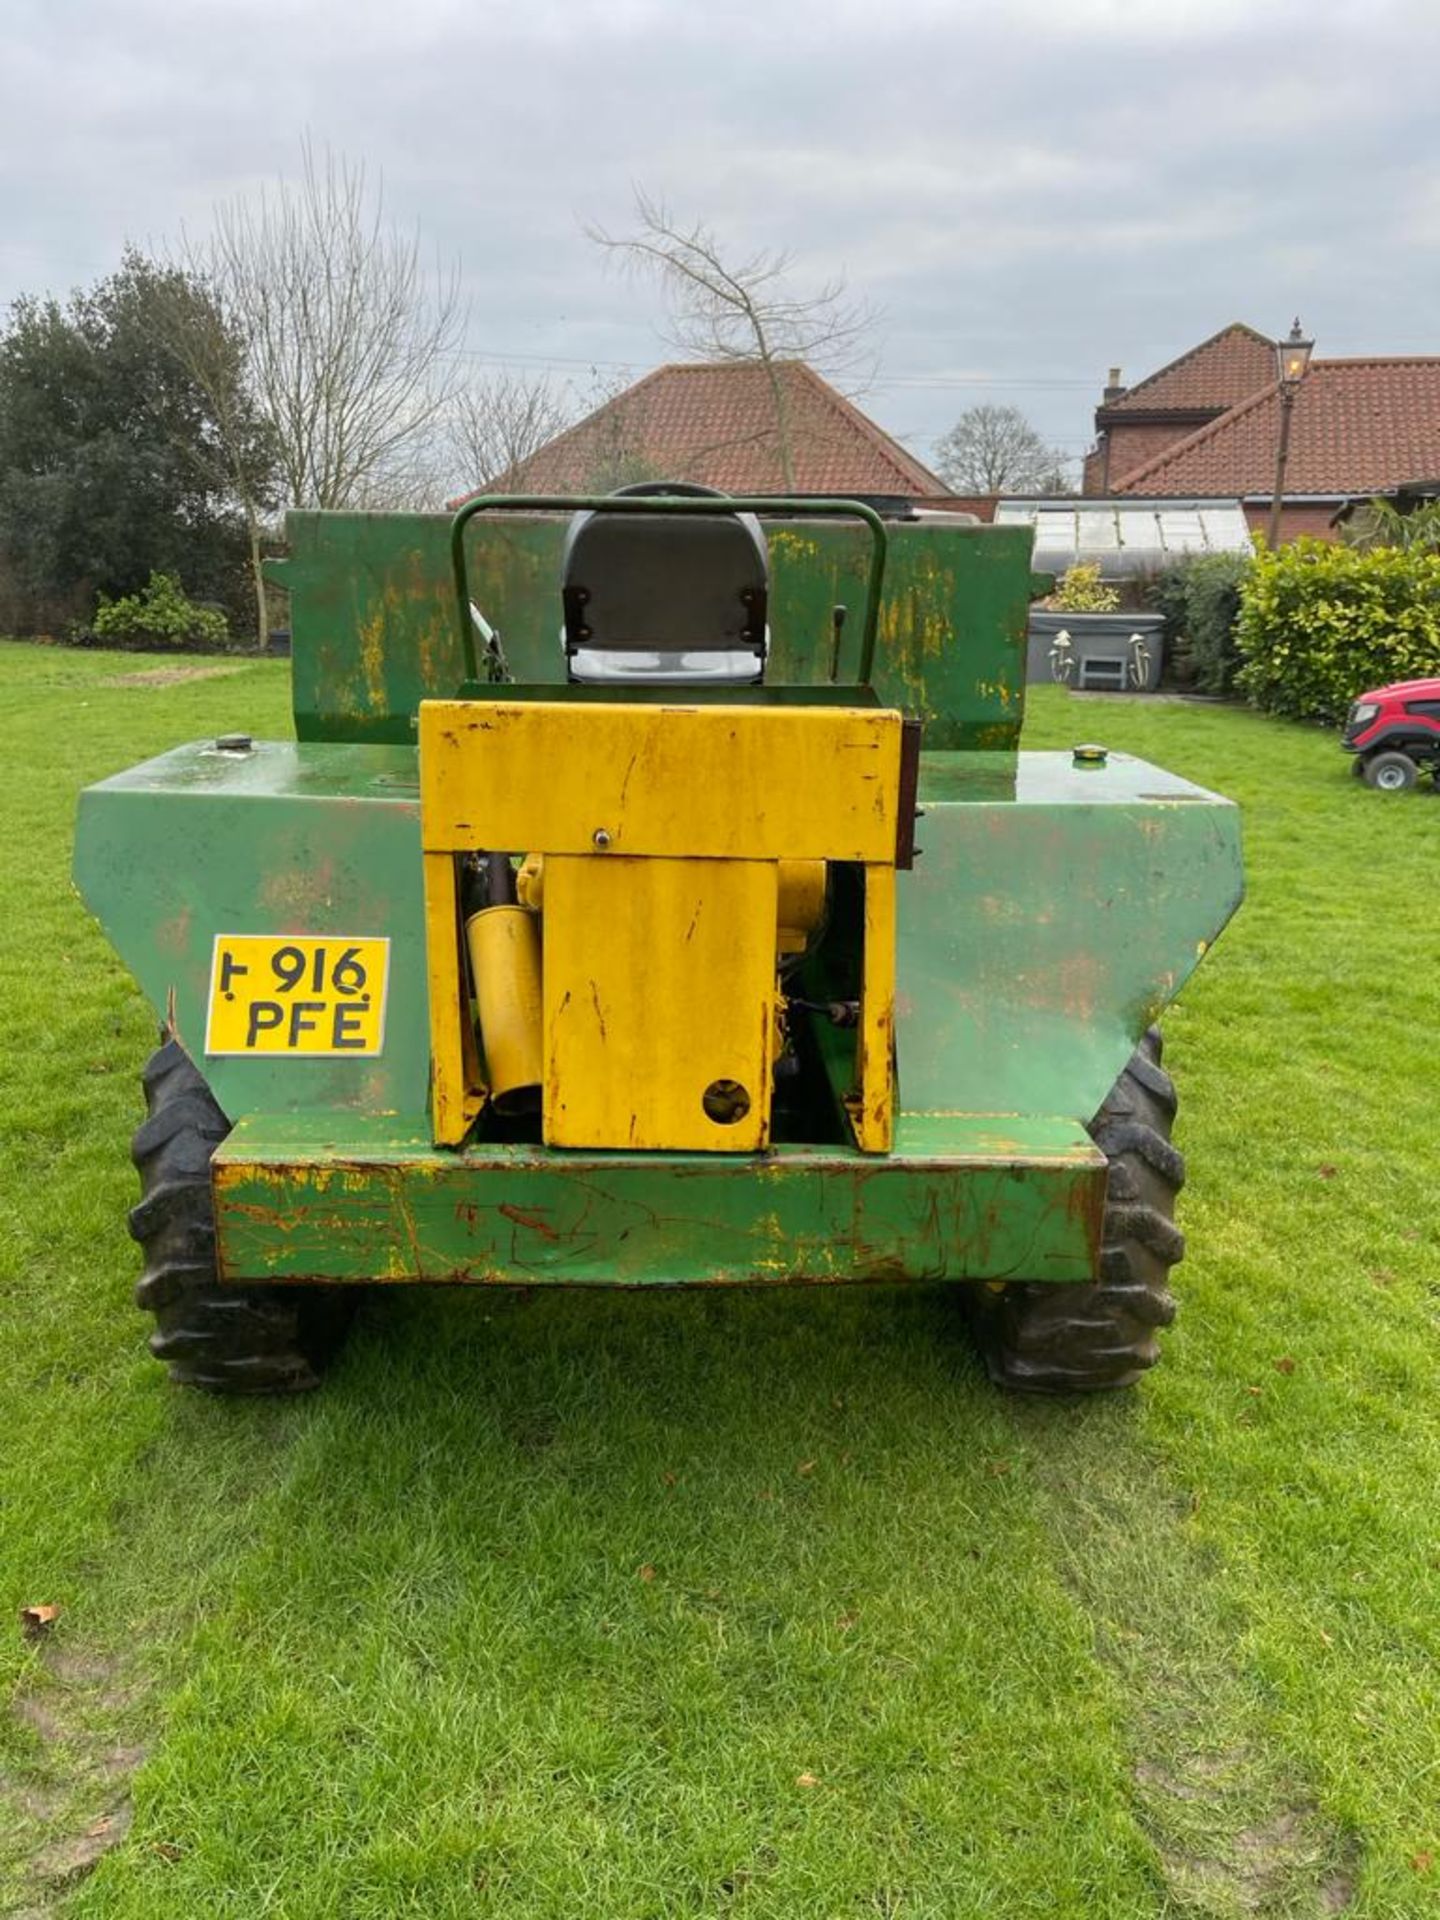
[
  {"x1": 1149, "y1": 552, "x2": 1249, "y2": 695},
  {"x1": 1234, "y1": 539, "x2": 1440, "y2": 723}
]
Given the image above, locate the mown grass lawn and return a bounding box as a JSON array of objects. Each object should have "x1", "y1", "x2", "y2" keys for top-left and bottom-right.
[{"x1": 0, "y1": 638, "x2": 1437, "y2": 1918}]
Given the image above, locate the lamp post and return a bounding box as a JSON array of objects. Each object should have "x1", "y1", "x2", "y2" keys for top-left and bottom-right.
[{"x1": 1267, "y1": 318, "x2": 1314, "y2": 547}]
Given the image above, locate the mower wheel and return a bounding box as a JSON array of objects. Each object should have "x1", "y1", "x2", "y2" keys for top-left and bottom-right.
[
  {"x1": 968, "y1": 1027, "x2": 1182, "y2": 1393},
  {"x1": 1363, "y1": 750, "x2": 1418, "y2": 792},
  {"x1": 130, "y1": 1033, "x2": 355, "y2": 1392}
]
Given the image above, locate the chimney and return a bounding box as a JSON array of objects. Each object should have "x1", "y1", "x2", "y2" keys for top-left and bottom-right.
[{"x1": 1103, "y1": 366, "x2": 1125, "y2": 404}]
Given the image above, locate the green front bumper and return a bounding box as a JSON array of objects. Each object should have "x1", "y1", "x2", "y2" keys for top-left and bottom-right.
[{"x1": 214, "y1": 1111, "x2": 1106, "y2": 1288}]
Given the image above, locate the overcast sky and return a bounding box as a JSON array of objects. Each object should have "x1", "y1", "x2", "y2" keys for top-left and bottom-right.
[{"x1": 3, "y1": 0, "x2": 1437, "y2": 479}]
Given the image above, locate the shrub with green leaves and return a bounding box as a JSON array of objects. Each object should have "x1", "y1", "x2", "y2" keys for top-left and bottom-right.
[
  {"x1": 1150, "y1": 552, "x2": 1250, "y2": 695},
  {"x1": 1049, "y1": 561, "x2": 1120, "y2": 613},
  {"x1": 92, "y1": 571, "x2": 228, "y2": 650},
  {"x1": 1235, "y1": 538, "x2": 1440, "y2": 723}
]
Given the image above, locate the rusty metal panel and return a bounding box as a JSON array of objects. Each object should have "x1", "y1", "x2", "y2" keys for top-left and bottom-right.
[
  {"x1": 418, "y1": 701, "x2": 903, "y2": 862},
  {"x1": 542, "y1": 855, "x2": 779, "y2": 1151},
  {"x1": 854, "y1": 864, "x2": 896, "y2": 1153},
  {"x1": 212, "y1": 1110, "x2": 1106, "y2": 1286},
  {"x1": 269, "y1": 511, "x2": 1034, "y2": 750},
  {"x1": 422, "y1": 850, "x2": 484, "y2": 1147},
  {"x1": 899, "y1": 749, "x2": 1243, "y2": 1122},
  {"x1": 72, "y1": 741, "x2": 431, "y2": 1124}
]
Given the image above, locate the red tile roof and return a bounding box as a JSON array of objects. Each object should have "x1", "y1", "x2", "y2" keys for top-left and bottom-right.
[
  {"x1": 1112, "y1": 358, "x2": 1440, "y2": 496},
  {"x1": 491, "y1": 361, "x2": 946, "y2": 497},
  {"x1": 1103, "y1": 322, "x2": 1277, "y2": 416}
]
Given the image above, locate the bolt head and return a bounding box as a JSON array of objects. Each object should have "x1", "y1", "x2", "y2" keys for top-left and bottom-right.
[{"x1": 592, "y1": 828, "x2": 612, "y2": 850}]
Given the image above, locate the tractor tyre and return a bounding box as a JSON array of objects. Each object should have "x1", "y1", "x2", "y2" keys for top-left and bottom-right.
[
  {"x1": 130, "y1": 1034, "x2": 355, "y2": 1393},
  {"x1": 1362, "y1": 750, "x2": 1418, "y2": 792},
  {"x1": 967, "y1": 1027, "x2": 1183, "y2": 1393}
]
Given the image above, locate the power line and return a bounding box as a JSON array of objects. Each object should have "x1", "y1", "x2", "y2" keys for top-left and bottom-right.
[
  {"x1": 869, "y1": 375, "x2": 1094, "y2": 391},
  {"x1": 445, "y1": 347, "x2": 643, "y2": 370},
  {"x1": 442, "y1": 346, "x2": 1098, "y2": 392}
]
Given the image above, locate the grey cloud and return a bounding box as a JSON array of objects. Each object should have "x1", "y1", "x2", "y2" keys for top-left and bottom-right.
[{"x1": 1, "y1": 0, "x2": 1437, "y2": 464}]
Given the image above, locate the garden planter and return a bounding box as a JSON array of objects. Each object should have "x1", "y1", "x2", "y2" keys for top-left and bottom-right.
[{"x1": 1027, "y1": 610, "x2": 1165, "y2": 691}]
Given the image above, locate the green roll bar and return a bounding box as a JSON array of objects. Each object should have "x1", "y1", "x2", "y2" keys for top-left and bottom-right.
[{"x1": 448, "y1": 493, "x2": 890, "y2": 690}]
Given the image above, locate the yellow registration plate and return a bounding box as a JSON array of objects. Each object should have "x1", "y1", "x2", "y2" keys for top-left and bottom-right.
[{"x1": 205, "y1": 935, "x2": 390, "y2": 1057}]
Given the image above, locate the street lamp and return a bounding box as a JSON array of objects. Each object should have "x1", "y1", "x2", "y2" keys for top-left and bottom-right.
[{"x1": 1268, "y1": 318, "x2": 1314, "y2": 547}]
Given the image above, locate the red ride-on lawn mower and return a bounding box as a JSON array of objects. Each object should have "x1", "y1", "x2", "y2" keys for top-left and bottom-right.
[{"x1": 1343, "y1": 677, "x2": 1440, "y2": 790}]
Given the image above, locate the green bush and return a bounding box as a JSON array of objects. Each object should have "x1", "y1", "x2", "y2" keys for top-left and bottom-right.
[
  {"x1": 92, "y1": 572, "x2": 228, "y2": 650},
  {"x1": 1150, "y1": 552, "x2": 1250, "y2": 694},
  {"x1": 1235, "y1": 539, "x2": 1440, "y2": 723},
  {"x1": 1049, "y1": 561, "x2": 1119, "y2": 612}
]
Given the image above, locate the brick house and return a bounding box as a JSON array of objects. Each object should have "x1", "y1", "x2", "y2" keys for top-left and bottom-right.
[
  {"x1": 1084, "y1": 323, "x2": 1277, "y2": 495},
  {"x1": 1085, "y1": 324, "x2": 1440, "y2": 540},
  {"x1": 469, "y1": 360, "x2": 948, "y2": 502}
]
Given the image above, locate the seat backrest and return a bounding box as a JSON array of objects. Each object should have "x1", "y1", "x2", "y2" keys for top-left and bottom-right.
[{"x1": 560, "y1": 484, "x2": 768, "y2": 676}]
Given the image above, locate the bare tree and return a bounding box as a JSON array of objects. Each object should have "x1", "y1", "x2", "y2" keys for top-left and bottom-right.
[
  {"x1": 146, "y1": 256, "x2": 281, "y2": 648},
  {"x1": 448, "y1": 369, "x2": 574, "y2": 489},
  {"x1": 585, "y1": 189, "x2": 879, "y2": 489},
  {"x1": 933, "y1": 404, "x2": 1073, "y2": 494},
  {"x1": 196, "y1": 142, "x2": 464, "y2": 511}
]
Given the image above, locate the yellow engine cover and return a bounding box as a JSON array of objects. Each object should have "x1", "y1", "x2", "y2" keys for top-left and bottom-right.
[
  {"x1": 542, "y1": 854, "x2": 779, "y2": 1151},
  {"x1": 419, "y1": 700, "x2": 903, "y2": 1155}
]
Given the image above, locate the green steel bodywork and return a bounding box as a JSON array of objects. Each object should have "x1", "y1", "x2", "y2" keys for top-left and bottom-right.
[
  {"x1": 73, "y1": 506, "x2": 1243, "y2": 1289},
  {"x1": 273, "y1": 508, "x2": 1039, "y2": 750}
]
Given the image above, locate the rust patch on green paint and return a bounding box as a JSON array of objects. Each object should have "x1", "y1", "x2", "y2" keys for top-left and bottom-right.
[
  {"x1": 278, "y1": 509, "x2": 1034, "y2": 751},
  {"x1": 212, "y1": 1122, "x2": 1111, "y2": 1290},
  {"x1": 155, "y1": 905, "x2": 192, "y2": 956},
  {"x1": 259, "y1": 857, "x2": 338, "y2": 921},
  {"x1": 356, "y1": 605, "x2": 388, "y2": 716}
]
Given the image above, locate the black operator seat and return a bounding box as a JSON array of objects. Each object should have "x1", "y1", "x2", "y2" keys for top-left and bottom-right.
[{"x1": 561, "y1": 481, "x2": 770, "y2": 685}]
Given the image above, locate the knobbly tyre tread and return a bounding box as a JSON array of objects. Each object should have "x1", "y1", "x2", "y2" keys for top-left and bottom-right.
[
  {"x1": 969, "y1": 1027, "x2": 1183, "y2": 1392},
  {"x1": 130, "y1": 1032, "x2": 354, "y2": 1392}
]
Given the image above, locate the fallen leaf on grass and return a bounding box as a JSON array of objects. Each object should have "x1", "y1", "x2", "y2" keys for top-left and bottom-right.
[
  {"x1": 20, "y1": 1604, "x2": 60, "y2": 1639},
  {"x1": 662, "y1": 1471, "x2": 678, "y2": 1488},
  {"x1": 985, "y1": 1459, "x2": 1012, "y2": 1477},
  {"x1": 795, "y1": 1772, "x2": 819, "y2": 1788},
  {"x1": 151, "y1": 1842, "x2": 184, "y2": 1863},
  {"x1": 1245, "y1": 1386, "x2": 1264, "y2": 1398},
  {"x1": 836, "y1": 1612, "x2": 858, "y2": 1632},
  {"x1": 797, "y1": 1460, "x2": 816, "y2": 1477},
  {"x1": 637, "y1": 1564, "x2": 656, "y2": 1583},
  {"x1": 1411, "y1": 1851, "x2": 1433, "y2": 1873},
  {"x1": 87, "y1": 1815, "x2": 115, "y2": 1839},
  {"x1": 1369, "y1": 1268, "x2": 1394, "y2": 1287},
  {"x1": 1273, "y1": 1356, "x2": 1296, "y2": 1375},
  {"x1": 1317, "y1": 1164, "x2": 1338, "y2": 1179}
]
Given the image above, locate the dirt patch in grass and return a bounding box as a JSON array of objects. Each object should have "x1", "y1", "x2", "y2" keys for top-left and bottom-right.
[
  {"x1": 1013, "y1": 1403, "x2": 1363, "y2": 1916},
  {"x1": 29, "y1": 1799, "x2": 134, "y2": 1893},
  {"x1": 6, "y1": 1640, "x2": 151, "y2": 1907},
  {"x1": 96, "y1": 664, "x2": 247, "y2": 689},
  {"x1": 1154, "y1": 1802, "x2": 1358, "y2": 1914}
]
